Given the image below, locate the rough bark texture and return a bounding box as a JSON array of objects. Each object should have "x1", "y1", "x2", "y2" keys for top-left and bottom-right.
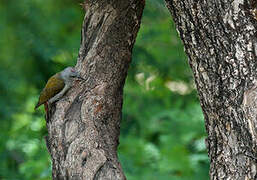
[
  {"x1": 45, "y1": 1, "x2": 144, "y2": 179},
  {"x1": 165, "y1": 0, "x2": 257, "y2": 179}
]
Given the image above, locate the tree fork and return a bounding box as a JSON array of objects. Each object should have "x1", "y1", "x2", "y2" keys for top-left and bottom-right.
[
  {"x1": 45, "y1": 1, "x2": 145, "y2": 179},
  {"x1": 165, "y1": 0, "x2": 257, "y2": 179}
]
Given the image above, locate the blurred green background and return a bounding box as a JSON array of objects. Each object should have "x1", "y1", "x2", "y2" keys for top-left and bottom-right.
[{"x1": 0, "y1": 0, "x2": 209, "y2": 179}]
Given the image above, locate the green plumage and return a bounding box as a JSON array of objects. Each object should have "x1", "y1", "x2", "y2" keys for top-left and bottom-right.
[{"x1": 35, "y1": 73, "x2": 65, "y2": 109}]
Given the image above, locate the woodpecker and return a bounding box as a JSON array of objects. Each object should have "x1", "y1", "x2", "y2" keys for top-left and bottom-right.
[{"x1": 35, "y1": 67, "x2": 83, "y2": 115}]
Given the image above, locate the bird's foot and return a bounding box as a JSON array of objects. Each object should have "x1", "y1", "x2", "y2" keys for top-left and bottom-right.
[
  {"x1": 48, "y1": 98, "x2": 56, "y2": 105},
  {"x1": 49, "y1": 97, "x2": 68, "y2": 105}
]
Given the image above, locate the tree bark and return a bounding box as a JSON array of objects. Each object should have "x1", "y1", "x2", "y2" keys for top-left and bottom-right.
[
  {"x1": 45, "y1": 1, "x2": 144, "y2": 179},
  {"x1": 165, "y1": 0, "x2": 257, "y2": 179}
]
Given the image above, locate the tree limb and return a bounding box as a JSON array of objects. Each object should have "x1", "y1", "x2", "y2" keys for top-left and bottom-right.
[{"x1": 45, "y1": 1, "x2": 145, "y2": 179}]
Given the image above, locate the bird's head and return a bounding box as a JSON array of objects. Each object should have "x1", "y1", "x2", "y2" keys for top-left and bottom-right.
[{"x1": 61, "y1": 67, "x2": 84, "y2": 81}]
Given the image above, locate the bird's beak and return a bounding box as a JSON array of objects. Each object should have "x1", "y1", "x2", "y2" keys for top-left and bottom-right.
[
  {"x1": 74, "y1": 72, "x2": 86, "y2": 81},
  {"x1": 76, "y1": 76, "x2": 86, "y2": 81}
]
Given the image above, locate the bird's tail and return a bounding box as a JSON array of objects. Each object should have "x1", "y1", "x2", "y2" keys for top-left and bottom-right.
[{"x1": 34, "y1": 102, "x2": 41, "y2": 110}]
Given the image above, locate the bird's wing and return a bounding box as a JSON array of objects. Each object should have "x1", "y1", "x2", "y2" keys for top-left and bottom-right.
[{"x1": 35, "y1": 73, "x2": 65, "y2": 108}]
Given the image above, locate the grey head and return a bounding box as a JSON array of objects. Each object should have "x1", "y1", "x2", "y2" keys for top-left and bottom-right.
[{"x1": 60, "y1": 67, "x2": 80, "y2": 82}]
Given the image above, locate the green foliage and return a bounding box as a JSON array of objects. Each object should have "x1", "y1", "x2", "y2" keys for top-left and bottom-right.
[{"x1": 0, "y1": 0, "x2": 209, "y2": 179}]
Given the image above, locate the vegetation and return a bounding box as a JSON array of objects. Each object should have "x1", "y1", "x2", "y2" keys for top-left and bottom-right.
[{"x1": 0, "y1": 0, "x2": 209, "y2": 179}]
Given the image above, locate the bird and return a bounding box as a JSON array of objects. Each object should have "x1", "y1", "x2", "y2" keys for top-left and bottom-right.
[{"x1": 35, "y1": 67, "x2": 83, "y2": 117}]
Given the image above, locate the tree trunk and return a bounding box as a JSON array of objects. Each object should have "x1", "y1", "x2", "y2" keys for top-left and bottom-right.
[
  {"x1": 45, "y1": 1, "x2": 145, "y2": 179},
  {"x1": 165, "y1": 0, "x2": 257, "y2": 179}
]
